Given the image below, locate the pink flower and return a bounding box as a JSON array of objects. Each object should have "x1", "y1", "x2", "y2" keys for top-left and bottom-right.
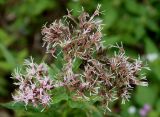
[{"x1": 12, "y1": 57, "x2": 54, "y2": 109}]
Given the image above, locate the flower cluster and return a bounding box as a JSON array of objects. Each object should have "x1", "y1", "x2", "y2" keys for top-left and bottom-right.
[
  {"x1": 41, "y1": 5, "x2": 150, "y2": 111},
  {"x1": 58, "y1": 45, "x2": 149, "y2": 111},
  {"x1": 42, "y1": 4, "x2": 103, "y2": 61},
  {"x1": 11, "y1": 57, "x2": 53, "y2": 109},
  {"x1": 12, "y1": 5, "x2": 150, "y2": 112}
]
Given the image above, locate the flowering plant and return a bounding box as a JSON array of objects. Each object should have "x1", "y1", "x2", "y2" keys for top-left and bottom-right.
[{"x1": 2, "y1": 5, "x2": 150, "y2": 116}]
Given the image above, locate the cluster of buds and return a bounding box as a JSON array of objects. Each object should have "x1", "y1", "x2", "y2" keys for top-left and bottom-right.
[{"x1": 11, "y1": 57, "x2": 53, "y2": 109}]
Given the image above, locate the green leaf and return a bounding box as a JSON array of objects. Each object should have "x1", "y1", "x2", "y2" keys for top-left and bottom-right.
[
  {"x1": 104, "y1": 8, "x2": 118, "y2": 28},
  {"x1": 73, "y1": 57, "x2": 82, "y2": 72},
  {"x1": 0, "y1": 43, "x2": 16, "y2": 68},
  {"x1": 156, "y1": 99, "x2": 160, "y2": 113},
  {"x1": 146, "y1": 19, "x2": 159, "y2": 32},
  {"x1": 68, "y1": 99, "x2": 87, "y2": 109},
  {"x1": 54, "y1": 50, "x2": 65, "y2": 69},
  {"x1": 16, "y1": 49, "x2": 28, "y2": 62},
  {"x1": 52, "y1": 87, "x2": 68, "y2": 104},
  {"x1": 67, "y1": 2, "x2": 81, "y2": 17},
  {"x1": 150, "y1": 59, "x2": 160, "y2": 80},
  {"x1": 30, "y1": 0, "x2": 56, "y2": 16},
  {"x1": 0, "y1": 61, "x2": 13, "y2": 71},
  {"x1": 0, "y1": 28, "x2": 15, "y2": 46},
  {"x1": 148, "y1": 110, "x2": 159, "y2": 117},
  {"x1": 68, "y1": 99, "x2": 103, "y2": 117},
  {"x1": 1, "y1": 102, "x2": 24, "y2": 110},
  {"x1": 125, "y1": 0, "x2": 146, "y2": 15},
  {"x1": 121, "y1": 34, "x2": 138, "y2": 45},
  {"x1": 48, "y1": 64, "x2": 60, "y2": 79},
  {"x1": 135, "y1": 85, "x2": 158, "y2": 106},
  {"x1": 0, "y1": 102, "x2": 40, "y2": 112},
  {"x1": 0, "y1": 0, "x2": 7, "y2": 4},
  {"x1": 0, "y1": 81, "x2": 8, "y2": 95},
  {"x1": 134, "y1": 25, "x2": 145, "y2": 39},
  {"x1": 11, "y1": 0, "x2": 56, "y2": 16},
  {"x1": 102, "y1": 36, "x2": 120, "y2": 47},
  {"x1": 145, "y1": 38, "x2": 158, "y2": 54}
]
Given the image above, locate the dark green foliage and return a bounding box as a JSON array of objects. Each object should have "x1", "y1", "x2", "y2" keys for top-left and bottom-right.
[{"x1": 0, "y1": 0, "x2": 160, "y2": 117}]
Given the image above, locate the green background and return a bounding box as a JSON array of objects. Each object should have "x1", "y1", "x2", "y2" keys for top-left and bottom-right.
[{"x1": 0, "y1": 0, "x2": 160, "y2": 117}]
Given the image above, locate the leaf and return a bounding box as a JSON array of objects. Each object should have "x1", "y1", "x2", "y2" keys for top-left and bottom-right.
[
  {"x1": 68, "y1": 99, "x2": 87, "y2": 109},
  {"x1": 0, "y1": 0, "x2": 6, "y2": 4},
  {"x1": 48, "y1": 64, "x2": 60, "y2": 79},
  {"x1": 102, "y1": 36, "x2": 120, "y2": 47},
  {"x1": 67, "y1": 2, "x2": 81, "y2": 17},
  {"x1": 120, "y1": 102, "x2": 131, "y2": 117},
  {"x1": 104, "y1": 8, "x2": 118, "y2": 29},
  {"x1": 134, "y1": 25, "x2": 145, "y2": 39},
  {"x1": 0, "y1": 28, "x2": 15, "y2": 46},
  {"x1": 0, "y1": 101, "x2": 40, "y2": 112},
  {"x1": 11, "y1": 0, "x2": 56, "y2": 16},
  {"x1": 125, "y1": 0, "x2": 146, "y2": 15},
  {"x1": 0, "y1": 86, "x2": 8, "y2": 96},
  {"x1": 0, "y1": 43, "x2": 16, "y2": 68},
  {"x1": 54, "y1": 49, "x2": 65, "y2": 69},
  {"x1": 135, "y1": 85, "x2": 158, "y2": 106},
  {"x1": 72, "y1": 57, "x2": 82, "y2": 72},
  {"x1": 121, "y1": 34, "x2": 138, "y2": 45},
  {"x1": 150, "y1": 59, "x2": 160, "y2": 80},
  {"x1": 16, "y1": 49, "x2": 28, "y2": 62},
  {"x1": 148, "y1": 110, "x2": 159, "y2": 117},
  {"x1": 0, "y1": 61, "x2": 13, "y2": 71},
  {"x1": 68, "y1": 99, "x2": 103, "y2": 117},
  {"x1": 145, "y1": 38, "x2": 158, "y2": 54},
  {"x1": 52, "y1": 87, "x2": 68, "y2": 104},
  {"x1": 146, "y1": 19, "x2": 159, "y2": 32},
  {"x1": 29, "y1": 0, "x2": 56, "y2": 16},
  {"x1": 156, "y1": 99, "x2": 160, "y2": 113}
]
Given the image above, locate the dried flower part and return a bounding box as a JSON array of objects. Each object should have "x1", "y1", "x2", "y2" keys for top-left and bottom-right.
[
  {"x1": 42, "y1": 5, "x2": 103, "y2": 61},
  {"x1": 11, "y1": 57, "x2": 53, "y2": 109}
]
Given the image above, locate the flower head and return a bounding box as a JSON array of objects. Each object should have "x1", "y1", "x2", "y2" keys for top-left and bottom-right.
[
  {"x1": 11, "y1": 57, "x2": 53, "y2": 108},
  {"x1": 42, "y1": 5, "x2": 103, "y2": 61}
]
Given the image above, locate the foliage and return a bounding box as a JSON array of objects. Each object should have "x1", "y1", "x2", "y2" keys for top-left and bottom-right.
[{"x1": 0, "y1": 0, "x2": 160, "y2": 117}]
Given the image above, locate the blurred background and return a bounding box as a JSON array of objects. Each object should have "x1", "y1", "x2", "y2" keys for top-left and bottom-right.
[{"x1": 0, "y1": 0, "x2": 160, "y2": 117}]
